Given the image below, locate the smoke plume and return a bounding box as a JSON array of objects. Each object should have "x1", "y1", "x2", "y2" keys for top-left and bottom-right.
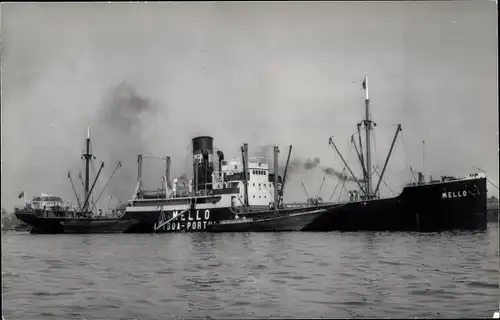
[
  {"x1": 304, "y1": 157, "x2": 321, "y2": 169},
  {"x1": 90, "y1": 82, "x2": 160, "y2": 202},
  {"x1": 322, "y1": 166, "x2": 364, "y2": 183}
]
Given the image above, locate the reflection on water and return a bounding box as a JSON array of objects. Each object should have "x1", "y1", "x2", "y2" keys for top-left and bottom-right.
[{"x1": 2, "y1": 223, "x2": 499, "y2": 319}]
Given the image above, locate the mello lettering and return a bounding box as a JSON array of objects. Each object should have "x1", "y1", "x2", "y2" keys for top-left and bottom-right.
[
  {"x1": 156, "y1": 209, "x2": 212, "y2": 233},
  {"x1": 442, "y1": 190, "x2": 467, "y2": 199}
]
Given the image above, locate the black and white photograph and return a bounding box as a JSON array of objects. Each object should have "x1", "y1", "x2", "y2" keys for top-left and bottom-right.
[{"x1": 1, "y1": 1, "x2": 498, "y2": 319}]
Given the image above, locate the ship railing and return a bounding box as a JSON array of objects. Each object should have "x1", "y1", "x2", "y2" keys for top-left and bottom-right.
[
  {"x1": 248, "y1": 156, "x2": 268, "y2": 164},
  {"x1": 33, "y1": 210, "x2": 78, "y2": 219}
]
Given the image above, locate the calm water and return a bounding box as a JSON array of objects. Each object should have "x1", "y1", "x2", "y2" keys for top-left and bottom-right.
[{"x1": 2, "y1": 224, "x2": 499, "y2": 319}]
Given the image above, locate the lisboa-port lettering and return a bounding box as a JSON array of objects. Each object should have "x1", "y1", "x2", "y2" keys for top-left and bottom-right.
[
  {"x1": 165, "y1": 220, "x2": 208, "y2": 231},
  {"x1": 442, "y1": 190, "x2": 467, "y2": 199},
  {"x1": 158, "y1": 209, "x2": 211, "y2": 232}
]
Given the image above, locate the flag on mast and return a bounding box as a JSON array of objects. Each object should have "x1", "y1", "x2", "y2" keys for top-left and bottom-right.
[
  {"x1": 18, "y1": 191, "x2": 25, "y2": 199},
  {"x1": 362, "y1": 76, "x2": 367, "y2": 90}
]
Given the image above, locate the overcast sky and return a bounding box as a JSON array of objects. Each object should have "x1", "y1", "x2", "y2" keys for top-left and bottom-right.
[{"x1": 1, "y1": 1, "x2": 498, "y2": 210}]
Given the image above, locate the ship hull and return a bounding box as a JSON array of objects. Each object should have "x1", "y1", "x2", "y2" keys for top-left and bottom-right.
[
  {"x1": 15, "y1": 177, "x2": 487, "y2": 233},
  {"x1": 122, "y1": 204, "x2": 324, "y2": 233},
  {"x1": 61, "y1": 219, "x2": 138, "y2": 234},
  {"x1": 210, "y1": 209, "x2": 326, "y2": 232},
  {"x1": 14, "y1": 209, "x2": 136, "y2": 234},
  {"x1": 15, "y1": 210, "x2": 65, "y2": 234},
  {"x1": 307, "y1": 177, "x2": 488, "y2": 231}
]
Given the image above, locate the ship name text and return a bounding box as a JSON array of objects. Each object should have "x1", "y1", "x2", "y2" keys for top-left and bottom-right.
[{"x1": 442, "y1": 190, "x2": 467, "y2": 199}]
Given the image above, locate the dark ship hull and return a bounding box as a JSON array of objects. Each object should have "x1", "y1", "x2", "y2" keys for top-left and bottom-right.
[
  {"x1": 61, "y1": 218, "x2": 138, "y2": 234},
  {"x1": 121, "y1": 200, "x2": 325, "y2": 234},
  {"x1": 210, "y1": 208, "x2": 327, "y2": 232},
  {"x1": 307, "y1": 176, "x2": 488, "y2": 231},
  {"x1": 15, "y1": 177, "x2": 487, "y2": 233},
  {"x1": 15, "y1": 209, "x2": 66, "y2": 234},
  {"x1": 14, "y1": 209, "x2": 136, "y2": 234}
]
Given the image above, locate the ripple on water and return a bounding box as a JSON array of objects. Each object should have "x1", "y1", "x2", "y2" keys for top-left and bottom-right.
[{"x1": 2, "y1": 225, "x2": 499, "y2": 319}]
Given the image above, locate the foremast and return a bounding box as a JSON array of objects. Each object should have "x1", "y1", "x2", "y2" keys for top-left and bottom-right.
[
  {"x1": 362, "y1": 75, "x2": 373, "y2": 197},
  {"x1": 82, "y1": 127, "x2": 93, "y2": 211},
  {"x1": 329, "y1": 74, "x2": 402, "y2": 200}
]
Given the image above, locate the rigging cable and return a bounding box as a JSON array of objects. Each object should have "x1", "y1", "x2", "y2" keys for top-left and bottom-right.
[
  {"x1": 400, "y1": 131, "x2": 417, "y2": 183},
  {"x1": 89, "y1": 157, "x2": 99, "y2": 211},
  {"x1": 338, "y1": 138, "x2": 355, "y2": 202},
  {"x1": 91, "y1": 161, "x2": 123, "y2": 212},
  {"x1": 329, "y1": 165, "x2": 347, "y2": 200}
]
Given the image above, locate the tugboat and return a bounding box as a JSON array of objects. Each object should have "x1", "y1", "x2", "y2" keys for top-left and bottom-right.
[
  {"x1": 305, "y1": 75, "x2": 488, "y2": 231},
  {"x1": 121, "y1": 137, "x2": 328, "y2": 233},
  {"x1": 14, "y1": 129, "x2": 137, "y2": 234}
]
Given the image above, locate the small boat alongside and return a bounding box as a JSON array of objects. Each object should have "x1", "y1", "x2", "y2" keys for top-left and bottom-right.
[
  {"x1": 209, "y1": 208, "x2": 328, "y2": 232},
  {"x1": 14, "y1": 129, "x2": 134, "y2": 234}
]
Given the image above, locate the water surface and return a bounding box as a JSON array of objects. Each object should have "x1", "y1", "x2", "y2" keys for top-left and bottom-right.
[{"x1": 2, "y1": 223, "x2": 499, "y2": 319}]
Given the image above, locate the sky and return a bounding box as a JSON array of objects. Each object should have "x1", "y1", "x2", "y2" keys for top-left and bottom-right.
[{"x1": 1, "y1": 1, "x2": 498, "y2": 210}]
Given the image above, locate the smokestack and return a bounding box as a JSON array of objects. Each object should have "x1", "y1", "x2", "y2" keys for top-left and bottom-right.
[
  {"x1": 192, "y1": 136, "x2": 214, "y2": 193},
  {"x1": 217, "y1": 150, "x2": 224, "y2": 172}
]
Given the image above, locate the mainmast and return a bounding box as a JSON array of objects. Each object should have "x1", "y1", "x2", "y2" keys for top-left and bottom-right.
[
  {"x1": 362, "y1": 74, "x2": 373, "y2": 198},
  {"x1": 82, "y1": 127, "x2": 93, "y2": 211}
]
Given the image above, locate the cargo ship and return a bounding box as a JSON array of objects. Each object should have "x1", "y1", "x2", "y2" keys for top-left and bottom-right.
[
  {"x1": 302, "y1": 75, "x2": 488, "y2": 231},
  {"x1": 15, "y1": 75, "x2": 489, "y2": 233}
]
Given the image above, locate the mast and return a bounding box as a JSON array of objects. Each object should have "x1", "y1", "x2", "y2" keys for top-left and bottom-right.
[
  {"x1": 281, "y1": 145, "x2": 292, "y2": 199},
  {"x1": 137, "y1": 154, "x2": 143, "y2": 193},
  {"x1": 81, "y1": 162, "x2": 105, "y2": 213},
  {"x1": 273, "y1": 145, "x2": 279, "y2": 214},
  {"x1": 356, "y1": 124, "x2": 367, "y2": 180},
  {"x1": 82, "y1": 127, "x2": 92, "y2": 211},
  {"x1": 166, "y1": 156, "x2": 171, "y2": 189},
  {"x1": 351, "y1": 133, "x2": 367, "y2": 180},
  {"x1": 422, "y1": 140, "x2": 426, "y2": 182},
  {"x1": 241, "y1": 143, "x2": 249, "y2": 209},
  {"x1": 362, "y1": 74, "x2": 372, "y2": 198}
]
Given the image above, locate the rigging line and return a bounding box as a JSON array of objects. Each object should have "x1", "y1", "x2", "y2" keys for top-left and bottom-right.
[
  {"x1": 336, "y1": 175, "x2": 348, "y2": 203},
  {"x1": 473, "y1": 168, "x2": 500, "y2": 190},
  {"x1": 329, "y1": 165, "x2": 347, "y2": 200},
  {"x1": 373, "y1": 166, "x2": 394, "y2": 195},
  {"x1": 400, "y1": 131, "x2": 417, "y2": 183},
  {"x1": 376, "y1": 136, "x2": 399, "y2": 196},
  {"x1": 91, "y1": 162, "x2": 123, "y2": 212},
  {"x1": 89, "y1": 161, "x2": 98, "y2": 210},
  {"x1": 372, "y1": 126, "x2": 379, "y2": 174}
]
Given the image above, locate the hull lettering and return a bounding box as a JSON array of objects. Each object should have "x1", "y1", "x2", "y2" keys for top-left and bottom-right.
[
  {"x1": 155, "y1": 209, "x2": 212, "y2": 233},
  {"x1": 442, "y1": 190, "x2": 468, "y2": 199}
]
